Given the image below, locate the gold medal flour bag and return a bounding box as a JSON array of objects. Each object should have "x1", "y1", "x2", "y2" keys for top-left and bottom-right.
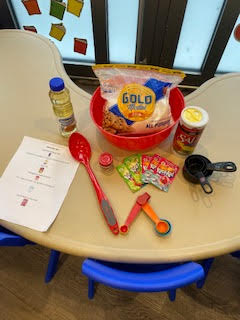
[{"x1": 92, "y1": 64, "x2": 185, "y2": 135}]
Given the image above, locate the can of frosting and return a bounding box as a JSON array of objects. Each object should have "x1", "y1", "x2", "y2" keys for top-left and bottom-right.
[{"x1": 173, "y1": 106, "x2": 209, "y2": 155}]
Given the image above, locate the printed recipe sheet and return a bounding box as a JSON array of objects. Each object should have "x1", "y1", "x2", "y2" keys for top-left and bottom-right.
[{"x1": 0, "y1": 136, "x2": 79, "y2": 231}]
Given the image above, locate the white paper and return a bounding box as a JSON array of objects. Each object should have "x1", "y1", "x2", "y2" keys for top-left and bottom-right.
[{"x1": 0, "y1": 136, "x2": 79, "y2": 232}]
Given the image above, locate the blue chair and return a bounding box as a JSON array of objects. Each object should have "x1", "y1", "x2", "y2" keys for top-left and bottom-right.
[
  {"x1": 45, "y1": 249, "x2": 60, "y2": 283},
  {"x1": 231, "y1": 251, "x2": 240, "y2": 258},
  {"x1": 0, "y1": 225, "x2": 60, "y2": 283},
  {"x1": 82, "y1": 259, "x2": 205, "y2": 301},
  {"x1": 196, "y1": 258, "x2": 214, "y2": 288}
]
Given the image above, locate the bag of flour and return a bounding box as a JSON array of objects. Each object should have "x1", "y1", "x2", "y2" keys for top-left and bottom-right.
[{"x1": 92, "y1": 64, "x2": 185, "y2": 135}]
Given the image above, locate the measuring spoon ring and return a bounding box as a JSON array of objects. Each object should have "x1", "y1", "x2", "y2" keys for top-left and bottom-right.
[{"x1": 142, "y1": 203, "x2": 171, "y2": 236}]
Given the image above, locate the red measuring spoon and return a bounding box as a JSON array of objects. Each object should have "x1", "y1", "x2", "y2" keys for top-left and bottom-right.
[
  {"x1": 120, "y1": 193, "x2": 151, "y2": 234},
  {"x1": 69, "y1": 132, "x2": 119, "y2": 235}
]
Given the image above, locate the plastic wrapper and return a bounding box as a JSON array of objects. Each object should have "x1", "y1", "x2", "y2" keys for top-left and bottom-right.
[
  {"x1": 92, "y1": 64, "x2": 185, "y2": 135},
  {"x1": 116, "y1": 164, "x2": 141, "y2": 192},
  {"x1": 123, "y1": 154, "x2": 142, "y2": 185},
  {"x1": 141, "y1": 154, "x2": 179, "y2": 192}
]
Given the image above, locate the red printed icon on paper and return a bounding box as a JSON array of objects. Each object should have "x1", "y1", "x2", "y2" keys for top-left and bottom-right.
[{"x1": 21, "y1": 199, "x2": 28, "y2": 206}]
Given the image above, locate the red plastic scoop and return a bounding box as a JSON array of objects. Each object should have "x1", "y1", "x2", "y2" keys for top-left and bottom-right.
[
  {"x1": 120, "y1": 193, "x2": 151, "y2": 234},
  {"x1": 69, "y1": 132, "x2": 119, "y2": 235}
]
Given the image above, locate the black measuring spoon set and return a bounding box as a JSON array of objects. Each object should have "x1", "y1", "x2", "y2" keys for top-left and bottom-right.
[{"x1": 183, "y1": 155, "x2": 237, "y2": 194}]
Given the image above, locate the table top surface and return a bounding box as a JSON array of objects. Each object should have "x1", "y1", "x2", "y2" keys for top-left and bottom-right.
[{"x1": 1, "y1": 30, "x2": 240, "y2": 263}]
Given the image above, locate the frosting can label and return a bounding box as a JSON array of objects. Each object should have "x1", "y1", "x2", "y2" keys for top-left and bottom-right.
[{"x1": 117, "y1": 83, "x2": 155, "y2": 121}]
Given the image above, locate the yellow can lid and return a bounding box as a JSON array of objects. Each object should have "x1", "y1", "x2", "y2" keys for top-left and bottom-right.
[{"x1": 181, "y1": 106, "x2": 209, "y2": 128}]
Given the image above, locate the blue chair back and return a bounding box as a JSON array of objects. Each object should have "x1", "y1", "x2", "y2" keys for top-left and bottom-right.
[{"x1": 82, "y1": 259, "x2": 205, "y2": 301}]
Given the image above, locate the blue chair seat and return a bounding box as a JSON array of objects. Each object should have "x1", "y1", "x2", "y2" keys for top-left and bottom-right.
[{"x1": 82, "y1": 259, "x2": 205, "y2": 301}]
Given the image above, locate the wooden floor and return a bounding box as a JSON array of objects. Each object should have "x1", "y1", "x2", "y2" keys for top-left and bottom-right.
[{"x1": 0, "y1": 245, "x2": 239, "y2": 320}]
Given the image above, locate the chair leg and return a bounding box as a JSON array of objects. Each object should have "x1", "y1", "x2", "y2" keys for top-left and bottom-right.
[
  {"x1": 168, "y1": 289, "x2": 176, "y2": 302},
  {"x1": 197, "y1": 258, "x2": 214, "y2": 289},
  {"x1": 45, "y1": 249, "x2": 60, "y2": 283},
  {"x1": 88, "y1": 278, "x2": 95, "y2": 299}
]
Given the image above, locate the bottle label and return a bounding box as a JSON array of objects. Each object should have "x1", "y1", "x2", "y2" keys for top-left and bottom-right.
[{"x1": 58, "y1": 114, "x2": 76, "y2": 132}]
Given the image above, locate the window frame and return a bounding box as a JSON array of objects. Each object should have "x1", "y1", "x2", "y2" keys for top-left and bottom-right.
[
  {"x1": 2, "y1": 0, "x2": 240, "y2": 86},
  {"x1": 157, "y1": 0, "x2": 240, "y2": 86}
]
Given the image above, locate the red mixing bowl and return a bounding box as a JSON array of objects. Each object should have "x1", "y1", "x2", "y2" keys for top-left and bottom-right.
[{"x1": 90, "y1": 87, "x2": 185, "y2": 151}]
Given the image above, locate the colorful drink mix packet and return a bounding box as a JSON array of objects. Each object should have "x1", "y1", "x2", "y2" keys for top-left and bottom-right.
[
  {"x1": 117, "y1": 154, "x2": 178, "y2": 193},
  {"x1": 141, "y1": 155, "x2": 153, "y2": 183},
  {"x1": 123, "y1": 154, "x2": 142, "y2": 186},
  {"x1": 116, "y1": 164, "x2": 141, "y2": 193},
  {"x1": 150, "y1": 155, "x2": 179, "y2": 191},
  {"x1": 142, "y1": 155, "x2": 153, "y2": 173},
  {"x1": 154, "y1": 158, "x2": 179, "y2": 183},
  {"x1": 142, "y1": 154, "x2": 160, "y2": 184}
]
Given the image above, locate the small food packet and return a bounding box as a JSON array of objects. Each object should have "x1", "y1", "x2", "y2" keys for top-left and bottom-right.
[
  {"x1": 116, "y1": 164, "x2": 141, "y2": 193},
  {"x1": 148, "y1": 154, "x2": 162, "y2": 172},
  {"x1": 142, "y1": 155, "x2": 153, "y2": 173},
  {"x1": 142, "y1": 154, "x2": 159, "y2": 184},
  {"x1": 155, "y1": 158, "x2": 179, "y2": 183},
  {"x1": 151, "y1": 157, "x2": 179, "y2": 191},
  {"x1": 143, "y1": 154, "x2": 167, "y2": 190},
  {"x1": 141, "y1": 155, "x2": 153, "y2": 183},
  {"x1": 123, "y1": 154, "x2": 143, "y2": 186}
]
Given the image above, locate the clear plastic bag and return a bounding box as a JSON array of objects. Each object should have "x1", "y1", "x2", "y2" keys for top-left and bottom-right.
[{"x1": 93, "y1": 64, "x2": 185, "y2": 135}]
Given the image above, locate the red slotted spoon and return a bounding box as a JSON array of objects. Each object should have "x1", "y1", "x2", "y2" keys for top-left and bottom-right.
[{"x1": 69, "y1": 132, "x2": 119, "y2": 235}]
